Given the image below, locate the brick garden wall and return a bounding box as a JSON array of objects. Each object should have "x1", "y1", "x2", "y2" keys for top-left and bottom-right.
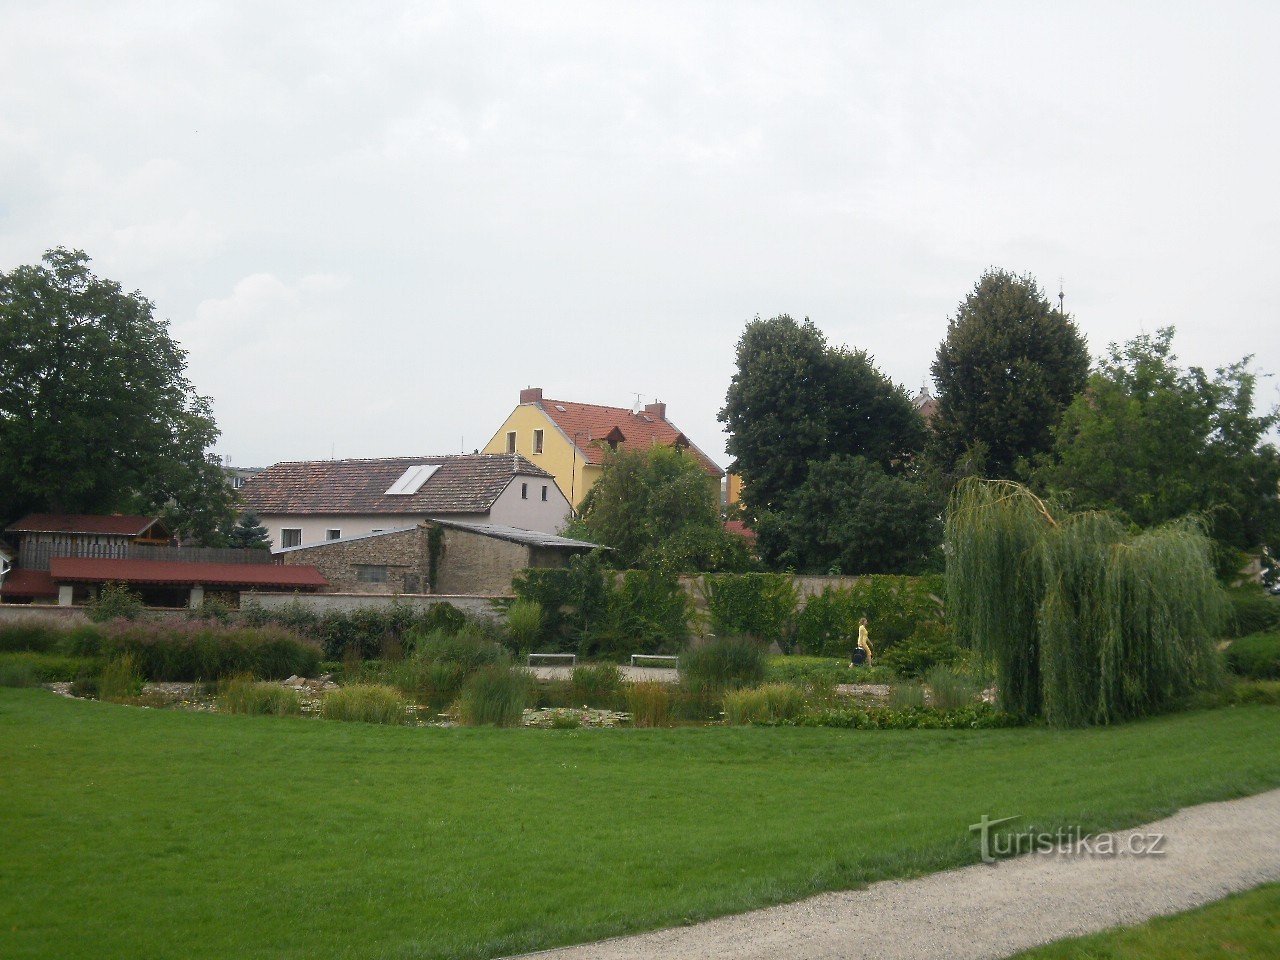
[
  {"x1": 278, "y1": 528, "x2": 430, "y2": 594},
  {"x1": 434, "y1": 527, "x2": 533, "y2": 596}
]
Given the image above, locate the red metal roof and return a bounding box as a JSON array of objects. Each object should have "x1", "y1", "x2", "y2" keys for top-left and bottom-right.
[
  {"x1": 0, "y1": 568, "x2": 58, "y2": 597},
  {"x1": 6, "y1": 514, "x2": 160, "y2": 536},
  {"x1": 536, "y1": 399, "x2": 724, "y2": 477},
  {"x1": 49, "y1": 557, "x2": 328, "y2": 589}
]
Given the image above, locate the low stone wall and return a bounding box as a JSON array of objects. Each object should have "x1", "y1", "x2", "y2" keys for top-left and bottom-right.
[
  {"x1": 0, "y1": 604, "x2": 193, "y2": 624},
  {"x1": 242, "y1": 591, "x2": 505, "y2": 621}
]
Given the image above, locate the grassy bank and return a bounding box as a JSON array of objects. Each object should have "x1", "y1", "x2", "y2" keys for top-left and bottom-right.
[{"x1": 2, "y1": 689, "x2": 1279, "y2": 959}]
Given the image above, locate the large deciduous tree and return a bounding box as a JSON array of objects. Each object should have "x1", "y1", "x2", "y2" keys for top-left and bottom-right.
[
  {"x1": 0, "y1": 248, "x2": 234, "y2": 542},
  {"x1": 930, "y1": 270, "x2": 1090, "y2": 479},
  {"x1": 719, "y1": 315, "x2": 924, "y2": 517},
  {"x1": 1033, "y1": 328, "x2": 1280, "y2": 568},
  {"x1": 568, "y1": 445, "x2": 753, "y2": 572}
]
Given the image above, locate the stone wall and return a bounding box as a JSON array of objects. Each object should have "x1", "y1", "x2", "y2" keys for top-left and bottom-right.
[
  {"x1": 434, "y1": 526, "x2": 532, "y2": 596},
  {"x1": 243, "y1": 591, "x2": 503, "y2": 621},
  {"x1": 278, "y1": 528, "x2": 430, "y2": 594}
]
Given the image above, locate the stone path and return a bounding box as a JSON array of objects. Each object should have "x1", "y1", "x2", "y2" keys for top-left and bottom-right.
[
  {"x1": 507, "y1": 788, "x2": 1280, "y2": 960},
  {"x1": 528, "y1": 664, "x2": 680, "y2": 683}
]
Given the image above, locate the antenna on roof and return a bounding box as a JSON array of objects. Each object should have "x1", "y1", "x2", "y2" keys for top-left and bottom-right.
[
  {"x1": 631, "y1": 392, "x2": 643, "y2": 414},
  {"x1": 1058, "y1": 276, "x2": 1065, "y2": 317}
]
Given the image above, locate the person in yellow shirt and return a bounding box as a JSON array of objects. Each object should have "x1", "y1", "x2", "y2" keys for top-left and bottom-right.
[{"x1": 851, "y1": 617, "x2": 873, "y2": 667}]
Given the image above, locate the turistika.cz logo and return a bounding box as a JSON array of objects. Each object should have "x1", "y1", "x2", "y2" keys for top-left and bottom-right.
[{"x1": 969, "y1": 815, "x2": 1168, "y2": 864}]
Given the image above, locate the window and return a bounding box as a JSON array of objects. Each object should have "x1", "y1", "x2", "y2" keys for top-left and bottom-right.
[
  {"x1": 506, "y1": 431, "x2": 517, "y2": 453},
  {"x1": 355, "y1": 565, "x2": 388, "y2": 584},
  {"x1": 384, "y1": 463, "x2": 439, "y2": 495},
  {"x1": 325, "y1": 529, "x2": 342, "y2": 541},
  {"x1": 533, "y1": 429, "x2": 544, "y2": 454},
  {"x1": 541, "y1": 485, "x2": 548, "y2": 501},
  {"x1": 281, "y1": 528, "x2": 302, "y2": 549},
  {"x1": 521, "y1": 482, "x2": 528, "y2": 499}
]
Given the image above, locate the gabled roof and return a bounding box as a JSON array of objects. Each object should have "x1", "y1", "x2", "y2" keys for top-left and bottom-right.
[
  {"x1": 534, "y1": 399, "x2": 723, "y2": 477},
  {"x1": 430, "y1": 518, "x2": 605, "y2": 550},
  {"x1": 240, "y1": 454, "x2": 554, "y2": 516},
  {"x1": 49, "y1": 557, "x2": 328, "y2": 589},
  {"x1": 6, "y1": 514, "x2": 161, "y2": 537},
  {"x1": 0, "y1": 568, "x2": 57, "y2": 598}
]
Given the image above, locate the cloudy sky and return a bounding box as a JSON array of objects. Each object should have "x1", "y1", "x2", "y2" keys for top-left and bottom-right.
[{"x1": 3, "y1": 1, "x2": 1277, "y2": 468}]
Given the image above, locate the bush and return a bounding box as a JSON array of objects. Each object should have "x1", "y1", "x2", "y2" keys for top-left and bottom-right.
[
  {"x1": 505, "y1": 600, "x2": 543, "y2": 652},
  {"x1": 792, "y1": 577, "x2": 945, "y2": 658},
  {"x1": 98, "y1": 654, "x2": 143, "y2": 702},
  {"x1": 571, "y1": 663, "x2": 623, "y2": 708},
  {"x1": 85, "y1": 582, "x2": 146, "y2": 622},
  {"x1": 0, "y1": 652, "x2": 99, "y2": 684},
  {"x1": 925, "y1": 665, "x2": 982, "y2": 710},
  {"x1": 456, "y1": 666, "x2": 528, "y2": 727},
  {"x1": 626, "y1": 681, "x2": 672, "y2": 727},
  {"x1": 0, "y1": 619, "x2": 64, "y2": 653},
  {"x1": 0, "y1": 656, "x2": 38, "y2": 687},
  {"x1": 723, "y1": 683, "x2": 806, "y2": 725},
  {"x1": 776, "y1": 703, "x2": 1022, "y2": 730},
  {"x1": 1226, "y1": 588, "x2": 1280, "y2": 638},
  {"x1": 99, "y1": 620, "x2": 321, "y2": 680},
  {"x1": 889, "y1": 683, "x2": 926, "y2": 710},
  {"x1": 765, "y1": 655, "x2": 895, "y2": 686},
  {"x1": 218, "y1": 676, "x2": 303, "y2": 716},
  {"x1": 321, "y1": 685, "x2": 410, "y2": 724},
  {"x1": 701, "y1": 573, "x2": 798, "y2": 647},
  {"x1": 1225, "y1": 632, "x2": 1280, "y2": 679},
  {"x1": 680, "y1": 636, "x2": 767, "y2": 692},
  {"x1": 878, "y1": 621, "x2": 960, "y2": 679},
  {"x1": 241, "y1": 599, "x2": 472, "y2": 660},
  {"x1": 600, "y1": 569, "x2": 691, "y2": 657}
]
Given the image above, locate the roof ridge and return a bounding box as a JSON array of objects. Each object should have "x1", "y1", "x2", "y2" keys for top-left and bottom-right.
[{"x1": 261, "y1": 453, "x2": 523, "y2": 467}]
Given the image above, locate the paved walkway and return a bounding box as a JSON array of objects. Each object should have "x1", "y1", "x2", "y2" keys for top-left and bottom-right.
[
  {"x1": 528, "y1": 664, "x2": 680, "y2": 683},
  {"x1": 508, "y1": 788, "x2": 1280, "y2": 960}
]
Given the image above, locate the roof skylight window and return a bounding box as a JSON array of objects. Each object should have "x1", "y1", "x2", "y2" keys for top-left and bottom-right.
[{"x1": 384, "y1": 464, "x2": 439, "y2": 496}]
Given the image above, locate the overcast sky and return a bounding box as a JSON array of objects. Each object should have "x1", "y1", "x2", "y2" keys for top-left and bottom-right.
[{"x1": 3, "y1": 1, "x2": 1277, "y2": 469}]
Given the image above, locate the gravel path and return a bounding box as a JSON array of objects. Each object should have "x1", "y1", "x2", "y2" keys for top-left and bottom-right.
[{"x1": 508, "y1": 787, "x2": 1280, "y2": 960}]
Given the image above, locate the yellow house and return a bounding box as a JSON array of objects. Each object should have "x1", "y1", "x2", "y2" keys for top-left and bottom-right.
[{"x1": 483, "y1": 388, "x2": 724, "y2": 509}]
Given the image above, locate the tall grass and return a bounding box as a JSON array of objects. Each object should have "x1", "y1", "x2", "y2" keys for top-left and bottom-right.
[
  {"x1": 571, "y1": 663, "x2": 623, "y2": 708},
  {"x1": 505, "y1": 600, "x2": 543, "y2": 652},
  {"x1": 0, "y1": 657, "x2": 39, "y2": 688},
  {"x1": 456, "y1": 666, "x2": 528, "y2": 727},
  {"x1": 924, "y1": 665, "x2": 981, "y2": 710},
  {"x1": 680, "y1": 637, "x2": 767, "y2": 692},
  {"x1": 722, "y1": 683, "x2": 805, "y2": 725},
  {"x1": 1225, "y1": 632, "x2": 1280, "y2": 679},
  {"x1": 626, "y1": 682, "x2": 672, "y2": 727},
  {"x1": 218, "y1": 676, "x2": 303, "y2": 717},
  {"x1": 392, "y1": 625, "x2": 510, "y2": 710},
  {"x1": 321, "y1": 685, "x2": 410, "y2": 725},
  {"x1": 889, "y1": 683, "x2": 926, "y2": 710},
  {"x1": 98, "y1": 654, "x2": 143, "y2": 702}
]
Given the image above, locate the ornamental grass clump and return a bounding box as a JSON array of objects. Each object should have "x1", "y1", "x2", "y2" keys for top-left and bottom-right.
[
  {"x1": 571, "y1": 663, "x2": 623, "y2": 708},
  {"x1": 626, "y1": 681, "x2": 672, "y2": 727},
  {"x1": 98, "y1": 653, "x2": 143, "y2": 702},
  {"x1": 924, "y1": 665, "x2": 982, "y2": 711},
  {"x1": 680, "y1": 636, "x2": 767, "y2": 692},
  {"x1": 321, "y1": 685, "x2": 410, "y2": 725},
  {"x1": 456, "y1": 665, "x2": 528, "y2": 727},
  {"x1": 218, "y1": 676, "x2": 303, "y2": 717},
  {"x1": 504, "y1": 600, "x2": 544, "y2": 653},
  {"x1": 722, "y1": 683, "x2": 806, "y2": 725}
]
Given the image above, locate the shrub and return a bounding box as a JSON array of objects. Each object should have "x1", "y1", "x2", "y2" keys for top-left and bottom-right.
[
  {"x1": 411, "y1": 625, "x2": 508, "y2": 671},
  {"x1": 456, "y1": 666, "x2": 528, "y2": 727},
  {"x1": 321, "y1": 685, "x2": 410, "y2": 724},
  {"x1": 878, "y1": 621, "x2": 960, "y2": 679},
  {"x1": 0, "y1": 657, "x2": 38, "y2": 687},
  {"x1": 722, "y1": 683, "x2": 806, "y2": 725},
  {"x1": 218, "y1": 676, "x2": 303, "y2": 716},
  {"x1": 505, "y1": 600, "x2": 543, "y2": 652},
  {"x1": 85, "y1": 582, "x2": 146, "y2": 622},
  {"x1": 889, "y1": 683, "x2": 926, "y2": 710},
  {"x1": 792, "y1": 578, "x2": 946, "y2": 658},
  {"x1": 925, "y1": 665, "x2": 982, "y2": 710},
  {"x1": 0, "y1": 619, "x2": 64, "y2": 653},
  {"x1": 511, "y1": 553, "x2": 612, "y2": 651},
  {"x1": 777, "y1": 703, "x2": 1021, "y2": 730},
  {"x1": 188, "y1": 596, "x2": 235, "y2": 623},
  {"x1": 548, "y1": 711, "x2": 581, "y2": 729},
  {"x1": 570, "y1": 663, "x2": 623, "y2": 708},
  {"x1": 98, "y1": 654, "x2": 143, "y2": 702},
  {"x1": 0, "y1": 652, "x2": 99, "y2": 684},
  {"x1": 1226, "y1": 588, "x2": 1280, "y2": 638},
  {"x1": 680, "y1": 636, "x2": 767, "y2": 692},
  {"x1": 386, "y1": 658, "x2": 467, "y2": 712},
  {"x1": 626, "y1": 681, "x2": 672, "y2": 727},
  {"x1": 99, "y1": 621, "x2": 321, "y2": 681},
  {"x1": 701, "y1": 573, "x2": 798, "y2": 646},
  {"x1": 765, "y1": 655, "x2": 896, "y2": 687},
  {"x1": 1225, "y1": 632, "x2": 1280, "y2": 679},
  {"x1": 600, "y1": 569, "x2": 691, "y2": 657}
]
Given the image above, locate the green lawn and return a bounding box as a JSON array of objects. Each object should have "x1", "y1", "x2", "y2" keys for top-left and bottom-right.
[
  {"x1": 2, "y1": 691, "x2": 1279, "y2": 960},
  {"x1": 1010, "y1": 883, "x2": 1280, "y2": 959}
]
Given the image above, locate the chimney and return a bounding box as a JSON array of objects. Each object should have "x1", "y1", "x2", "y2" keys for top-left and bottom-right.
[
  {"x1": 519, "y1": 387, "x2": 543, "y2": 404},
  {"x1": 644, "y1": 400, "x2": 667, "y2": 420}
]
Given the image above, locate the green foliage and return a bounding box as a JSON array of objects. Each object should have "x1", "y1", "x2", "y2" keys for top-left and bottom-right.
[
  {"x1": 1033, "y1": 328, "x2": 1280, "y2": 559},
  {"x1": 792, "y1": 577, "x2": 945, "y2": 658},
  {"x1": 0, "y1": 248, "x2": 235, "y2": 541},
  {"x1": 680, "y1": 636, "x2": 767, "y2": 691},
  {"x1": 570, "y1": 445, "x2": 752, "y2": 572},
  {"x1": 757, "y1": 455, "x2": 942, "y2": 574},
  {"x1": 0, "y1": 652, "x2": 98, "y2": 684},
  {"x1": 775, "y1": 702, "x2": 1022, "y2": 730},
  {"x1": 878, "y1": 621, "x2": 960, "y2": 679},
  {"x1": 702, "y1": 573, "x2": 797, "y2": 646},
  {"x1": 226, "y1": 511, "x2": 271, "y2": 550},
  {"x1": 504, "y1": 600, "x2": 543, "y2": 651},
  {"x1": 624, "y1": 681, "x2": 672, "y2": 727},
  {"x1": 98, "y1": 654, "x2": 143, "y2": 702},
  {"x1": 1225, "y1": 587, "x2": 1280, "y2": 638},
  {"x1": 243, "y1": 599, "x2": 472, "y2": 660},
  {"x1": 720, "y1": 315, "x2": 925, "y2": 524},
  {"x1": 722, "y1": 683, "x2": 806, "y2": 725},
  {"x1": 321, "y1": 685, "x2": 410, "y2": 724},
  {"x1": 889, "y1": 683, "x2": 926, "y2": 710},
  {"x1": 0, "y1": 619, "x2": 64, "y2": 652},
  {"x1": 571, "y1": 663, "x2": 623, "y2": 708},
  {"x1": 0, "y1": 657, "x2": 38, "y2": 687},
  {"x1": 946, "y1": 478, "x2": 1227, "y2": 725},
  {"x1": 87, "y1": 620, "x2": 321, "y2": 680},
  {"x1": 1225, "y1": 633, "x2": 1280, "y2": 679},
  {"x1": 930, "y1": 269, "x2": 1090, "y2": 480},
  {"x1": 924, "y1": 665, "x2": 982, "y2": 710},
  {"x1": 392, "y1": 625, "x2": 510, "y2": 710},
  {"x1": 85, "y1": 582, "x2": 146, "y2": 622},
  {"x1": 456, "y1": 666, "x2": 528, "y2": 727},
  {"x1": 764, "y1": 655, "x2": 895, "y2": 686},
  {"x1": 218, "y1": 676, "x2": 303, "y2": 717}
]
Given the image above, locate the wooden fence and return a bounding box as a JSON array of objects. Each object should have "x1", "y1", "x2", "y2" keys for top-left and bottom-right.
[{"x1": 17, "y1": 542, "x2": 274, "y2": 571}]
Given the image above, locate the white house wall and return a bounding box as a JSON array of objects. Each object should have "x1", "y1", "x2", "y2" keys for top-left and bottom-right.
[
  {"x1": 486, "y1": 475, "x2": 572, "y2": 533},
  {"x1": 260, "y1": 514, "x2": 490, "y2": 552}
]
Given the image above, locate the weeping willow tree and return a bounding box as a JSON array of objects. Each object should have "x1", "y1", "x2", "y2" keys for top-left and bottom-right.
[{"x1": 946, "y1": 479, "x2": 1226, "y2": 726}]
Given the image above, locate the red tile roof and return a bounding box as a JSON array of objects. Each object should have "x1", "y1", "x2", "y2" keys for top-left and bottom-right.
[
  {"x1": 723, "y1": 519, "x2": 757, "y2": 545},
  {"x1": 49, "y1": 557, "x2": 328, "y2": 589},
  {"x1": 0, "y1": 568, "x2": 58, "y2": 598},
  {"x1": 241, "y1": 454, "x2": 554, "y2": 516},
  {"x1": 6, "y1": 514, "x2": 160, "y2": 536},
  {"x1": 536, "y1": 400, "x2": 723, "y2": 477}
]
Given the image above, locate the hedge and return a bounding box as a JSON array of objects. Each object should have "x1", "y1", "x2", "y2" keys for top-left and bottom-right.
[{"x1": 1225, "y1": 632, "x2": 1280, "y2": 679}]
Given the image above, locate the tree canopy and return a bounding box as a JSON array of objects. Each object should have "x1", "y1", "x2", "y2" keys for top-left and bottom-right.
[
  {"x1": 0, "y1": 248, "x2": 234, "y2": 542},
  {"x1": 1033, "y1": 328, "x2": 1280, "y2": 565},
  {"x1": 568, "y1": 445, "x2": 753, "y2": 572},
  {"x1": 930, "y1": 269, "x2": 1090, "y2": 479},
  {"x1": 719, "y1": 314, "x2": 924, "y2": 516},
  {"x1": 226, "y1": 511, "x2": 271, "y2": 550}
]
